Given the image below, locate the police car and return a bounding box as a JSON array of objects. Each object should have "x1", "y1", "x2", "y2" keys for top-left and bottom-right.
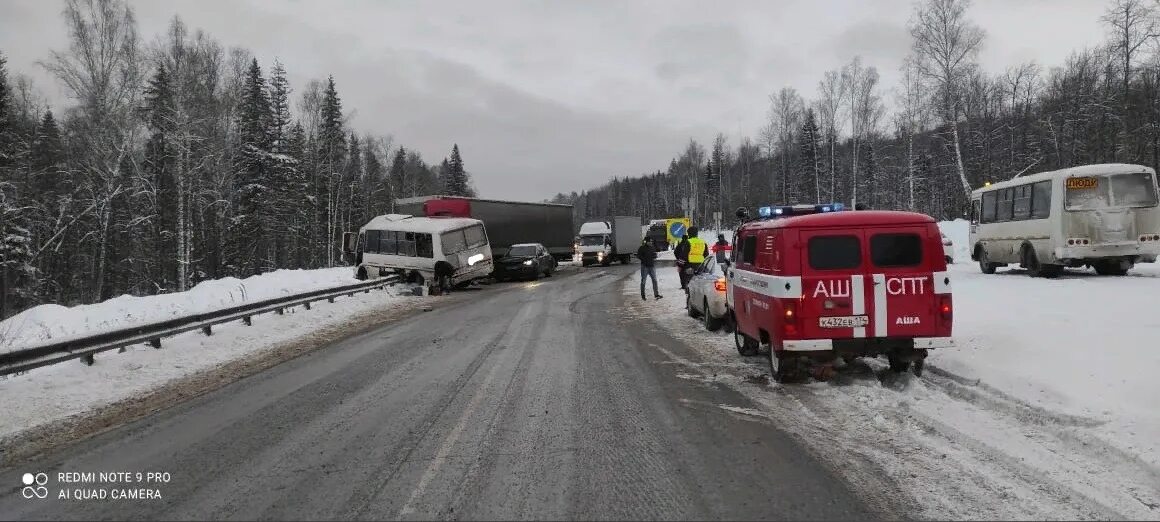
[{"x1": 725, "y1": 203, "x2": 954, "y2": 383}]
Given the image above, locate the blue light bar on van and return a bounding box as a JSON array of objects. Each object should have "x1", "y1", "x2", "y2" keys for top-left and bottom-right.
[{"x1": 757, "y1": 203, "x2": 845, "y2": 219}]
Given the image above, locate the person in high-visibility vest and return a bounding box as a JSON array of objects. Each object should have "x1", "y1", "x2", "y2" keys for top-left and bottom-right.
[{"x1": 686, "y1": 227, "x2": 708, "y2": 264}]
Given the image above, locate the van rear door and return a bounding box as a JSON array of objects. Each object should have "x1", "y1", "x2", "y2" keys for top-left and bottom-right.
[
  {"x1": 798, "y1": 229, "x2": 869, "y2": 340},
  {"x1": 866, "y1": 225, "x2": 943, "y2": 338}
]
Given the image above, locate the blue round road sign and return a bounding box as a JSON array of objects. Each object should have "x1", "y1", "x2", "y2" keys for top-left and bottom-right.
[{"x1": 669, "y1": 222, "x2": 686, "y2": 238}]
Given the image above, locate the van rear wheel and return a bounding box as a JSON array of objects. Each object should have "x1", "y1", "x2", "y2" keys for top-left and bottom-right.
[{"x1": 769, "y1": 352, "x2": 801, "y2": 383}]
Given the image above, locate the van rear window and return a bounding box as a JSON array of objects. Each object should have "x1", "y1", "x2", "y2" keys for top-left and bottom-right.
[
  {"x1": 808, "y1": 236, "x2": 861, "y2": 270},
  {"x1": 870, "y1": 233, "x2": 923, "y2": 267}
]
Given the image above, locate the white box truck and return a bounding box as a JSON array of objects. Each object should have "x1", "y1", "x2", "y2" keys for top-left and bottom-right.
[{"x1": 577, "y1": 216, "x2": 641, "y2": 266}]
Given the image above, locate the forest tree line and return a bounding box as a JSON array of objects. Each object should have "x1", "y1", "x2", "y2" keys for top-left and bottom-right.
[
  {"x1": 555, "y1": 0, "x2": 1160, "y2": 234},
  {"x1": 0, "y1": 0, "x2": 476, "y2": 318}
]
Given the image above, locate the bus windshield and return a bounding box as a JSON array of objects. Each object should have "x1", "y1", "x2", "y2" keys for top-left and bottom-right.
[{"x1": 1065, "y1": 172, "x2": 1159, "y2": 210}]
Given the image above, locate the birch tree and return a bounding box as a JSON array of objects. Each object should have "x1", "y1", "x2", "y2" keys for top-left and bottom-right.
[{"x1": 909, "y1": 0, "x2": 985, "y2": 199}]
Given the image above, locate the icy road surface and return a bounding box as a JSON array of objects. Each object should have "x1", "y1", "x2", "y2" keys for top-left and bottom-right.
[{"x1": 0, "y1": 265, "x2": 881, "y2": 520}]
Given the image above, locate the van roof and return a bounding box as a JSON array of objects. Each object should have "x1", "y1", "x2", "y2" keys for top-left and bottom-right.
[
  {"x1": 360, "y1": 214, "x2": 483, "y2": 234},
  {"x1": 740, "y1": 210, "x2": 936, "y2": 231}
]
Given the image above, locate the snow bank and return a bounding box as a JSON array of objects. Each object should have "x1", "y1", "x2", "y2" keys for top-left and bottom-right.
[
  {"x1": 0, "y1": 287, "x2": 417, "y2": 441},
  {"x1": 938, "y1": 218, "x2": 972, "y2": 262},
  {"x1": 0, "y1": 267, "x2": 359, "y2": 352}
]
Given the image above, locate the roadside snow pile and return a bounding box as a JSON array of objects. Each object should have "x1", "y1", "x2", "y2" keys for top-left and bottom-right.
[
  {"x1": 0, "y1": 285, "x2": 417, "y2": 441},
  {"x1": 938, "y1": 219, "x2": 971, "y2": 262},
  {"x1": 0, "y1": 267, "x2": 358, "y2": 352}
]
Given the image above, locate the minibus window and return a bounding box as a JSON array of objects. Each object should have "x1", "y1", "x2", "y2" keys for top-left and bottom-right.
[
  {"x1": 982, "y1": 192, "x2": 997, "y2": 223},
  {"x1": 416, "y1": 233, "x2": 434, "y2": 258},
  {"x1": 442, "y1": 230, "x2": 468, "y2": 254},
  {"x1": 379, "y1": 231, "x2": 399, "y2": 255},
  {"x1": 1031, "y1": 181, "x2": 1051, "y2": 219},
  {"x1": 808, "y1": 235, "x2": 861, "y2": 270},
  {"x1": 1013, "y1": 185, "x2": 1031, "y2": 220},
  {"x1": 464, "y1": 225, "x2": 488, "y2": 248},
  {"x1": 870, "y1": 233, "x2": 923, "y2": 267},
  {"x1": 970, "y1": 200, "x2": 980, "y2": 224},
  {"x1": 997, "y1": 188, "x2": 1014, "y2": 221},
  {"x1": 365, "y1": 230, "x2": 382, "y2": 254}
]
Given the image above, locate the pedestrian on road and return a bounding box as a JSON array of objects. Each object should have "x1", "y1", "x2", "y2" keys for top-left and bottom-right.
[
  {"x1": 712, "y1": 233, "x2": 731, "y2": 263},
  {"x1": 636, "y1": 239, "x2": 662, "y2": 301},
  {"x1": 674, "y1": 233, "x2": 691, "y2": 291}
]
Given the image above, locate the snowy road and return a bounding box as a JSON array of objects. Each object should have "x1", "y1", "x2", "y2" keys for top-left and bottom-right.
[{"x1": 0, "y1": 264, "x2": 882, "y2": 520}]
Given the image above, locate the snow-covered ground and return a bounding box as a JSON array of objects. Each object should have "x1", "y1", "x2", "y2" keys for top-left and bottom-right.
[
  {"x1": 0, "y1": 267, "x2": 364, "y2": 352},
  {"x1": 627, "y1": 221, "x2": 1160, "y2": 519},
  {"x1": 0, "y1": 269, "x2": 420, "y2": 442}
]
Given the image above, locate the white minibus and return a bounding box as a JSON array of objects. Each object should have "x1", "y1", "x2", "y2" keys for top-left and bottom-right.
[{"x1": 343, "y1": 214, "x2": 494, "y2": 292}]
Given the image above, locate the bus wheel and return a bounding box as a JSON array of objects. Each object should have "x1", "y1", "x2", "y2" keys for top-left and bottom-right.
[
  {"x1": 733, "y1": 327, "x2": 759, "y2": 356},
  {"x1": 977, "y1": 248, "x2": 997, "y2": 274},
  {"x1": 356, "y1": 267, "x2": 368, "y2": 281},
  {"x1": 1023, "y1": 246, "x2": 1061, "y2": 278}
]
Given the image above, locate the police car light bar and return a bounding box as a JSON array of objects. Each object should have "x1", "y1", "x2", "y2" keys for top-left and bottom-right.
[{"x1": 757, "y1": 203, "x2": 845, "y2": 219}]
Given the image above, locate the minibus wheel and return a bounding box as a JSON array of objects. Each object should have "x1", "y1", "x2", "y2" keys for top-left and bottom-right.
[
  {"x1": 977, "y1": 247, "x2": 996, "y2": 274},
  {"x1": 1022, "y1": 245, "x2": 1061, "y2": 278},
  {"x1": 356, "y1": 267, "x2": 368, "y2": 281}
]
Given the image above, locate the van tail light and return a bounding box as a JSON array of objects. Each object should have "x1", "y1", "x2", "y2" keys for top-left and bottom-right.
[
  {"x1": 783, "y1": 300, "x2": 799, "y2": 337},
  {"x1": 939, "y1": 295, "x2": 953, "y2": 325},
  {"x1": 714, "y1": 278, "x2": 727, "y2": 292}
]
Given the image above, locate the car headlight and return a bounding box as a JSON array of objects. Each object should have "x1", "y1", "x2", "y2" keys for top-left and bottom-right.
[{"x1": 523, "y1": 259, "x2": 534, "y2": 266}]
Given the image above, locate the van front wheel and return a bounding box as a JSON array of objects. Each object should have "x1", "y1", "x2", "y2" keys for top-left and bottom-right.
[{"x1": 734, "y1": 327, "x2": 759, "y2": 356}]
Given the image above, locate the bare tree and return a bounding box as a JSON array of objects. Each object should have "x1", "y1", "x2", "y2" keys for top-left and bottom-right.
[
  {"x1": 42, "y1": 0, "x2": 145, "y2": 300},
  {"x1": 842, "y1": 57, "x2": 881, "y2": 207},
  {"x1": 909, "y1": 0, "x2": 985, "y2": 199},
  {"x1": 768, "y1": 87, "x2": 804, "y2": 202},
  {"x1": 1102, "y1": 0, "x2": 1157, "y2": 157},
  {"x1": 816, "y1": 69, "x2": 847, "y2": 201},
  {"x1": 897, "y1": 56, "x2": 930, "y2": 210}
]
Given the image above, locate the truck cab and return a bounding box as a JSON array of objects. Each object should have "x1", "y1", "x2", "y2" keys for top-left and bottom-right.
[
  {"x1": 728, "y1": 204, "x2": 954, "y2": 383},
  {"x1": 577, "y1": 221, "x2": 613, "y2": 266}
]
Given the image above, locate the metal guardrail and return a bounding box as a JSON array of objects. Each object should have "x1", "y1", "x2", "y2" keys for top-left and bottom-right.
[{"x1": 0, "y1": 275, "x2": 403, "y2": 377}]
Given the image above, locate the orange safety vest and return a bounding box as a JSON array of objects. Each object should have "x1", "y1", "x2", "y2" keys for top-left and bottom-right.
[{"x1": 687, "y1": 237, "x2": 707, "y2": 264}]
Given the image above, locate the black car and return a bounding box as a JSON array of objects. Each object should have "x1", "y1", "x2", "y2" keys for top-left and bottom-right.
[{"x1": 494, "y1": 243, "x2": 557, "y2": 281}]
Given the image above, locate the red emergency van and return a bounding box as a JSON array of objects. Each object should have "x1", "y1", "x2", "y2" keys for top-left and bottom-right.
[{"x1": 726, "y1": 205, "x2": 954, "y2": 383}]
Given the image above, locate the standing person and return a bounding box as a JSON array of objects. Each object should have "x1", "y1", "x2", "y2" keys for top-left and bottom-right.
[
  {"x1": 711, "y1": 233, "x2": 731, "y2": 263},
  {"x1": 674, "y1": 232, "x2": 691, "y2": 290},
  {"x1": 636, "y1": 238, "x2": 662, "y2": 301}
]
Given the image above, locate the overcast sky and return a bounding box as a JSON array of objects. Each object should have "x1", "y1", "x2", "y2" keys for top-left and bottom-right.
[{"x1": 0, "y1": 0, "x2": 1109, "y2": 201}]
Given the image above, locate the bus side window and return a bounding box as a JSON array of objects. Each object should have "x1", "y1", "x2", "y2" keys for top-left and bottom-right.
[
  {"x1": 982, "y1": 192, "x2": 997, "y2": 223},
  {"x1": 970, "y1": 200, "x2": 981, "y2": 224},
  {"x1": 997, "y1": 188, "x2": 1014, "y2": 221},
  {"x1": 416, "y1": 233, "x2": 434, "y2": 258},
  {"x1": 365, "y1": 230, "x2": 381, "y2": 254},
  {"x1": 1031, "y1": 180, "x2": 1052, "y2": 219},
  {"x1": 1013, "y1": 185, "x2": 1032, "y2": 220}
]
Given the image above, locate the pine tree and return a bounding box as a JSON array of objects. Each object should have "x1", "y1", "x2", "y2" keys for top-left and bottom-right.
[
  {"x1": 345, "y1": 132, "x2": 364, "y2": 234},
  {"x1": 363, "y1": 136, "x2": 386, "y2": 218},
  {"x1": 317, "y1": 76, "x2": 345, "y2": 265},
  {"x1": 267, "y1": 60, "x2": 291, "y2": 155},
  {"x1": 143, "y1": 63, "x2": 178, "y2": 288},
  {"x1": 31, "y1": 110, "x2": 64, "y2": 195},
  {"x1": 444, "y1": 143, "x2": 469, "y2": 196},
  {"x1": 389, "y1": 146, "x2": 407, "y2": 202},
  {"x1": 286, "y1": 121, "x2": 309, "y2": 267},
  {"x1": 798, "y1": 108, "x2": 822, "y2": 203},
  {"x1": 233, "y1": 58, "x2": 272, "y2": 275}
]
